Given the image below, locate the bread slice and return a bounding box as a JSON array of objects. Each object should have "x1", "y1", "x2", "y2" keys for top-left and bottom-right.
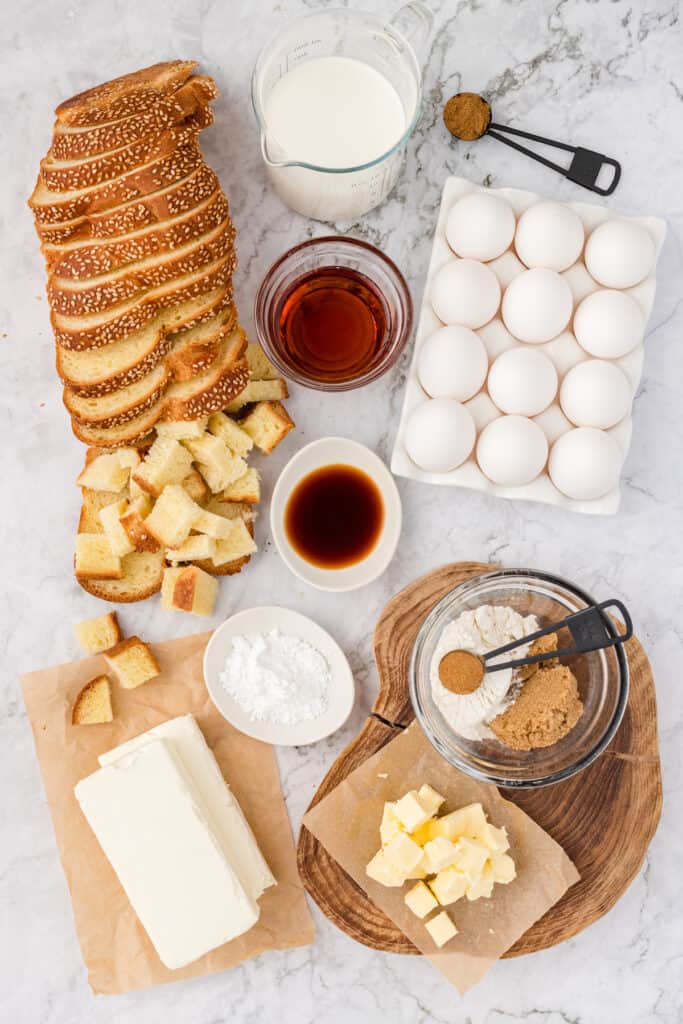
[
  {"x1": 72, "y1": 675, "x2": 114, "y2": 724},
  {"x1": 161, "y1": 565, "x2": 218, "y2": 616},
  {"x1": 55, "y1": 60, "x2": 198, "y2": 126},
  {"x1": 51, "y1": 78, "x2": 215, "y2": 160},
  {"x1": 245, "y1": 342, "x2": 280, "y2": 381},
  {"x1": 77, "y1": 548, "x2": 165, "y2": 601},
  {"x1": 224, "y1": 378, "x2": 289, "y2": 414},
  {"x1": 48, "y1": 218, "x2": 235, "y2": 315},
  {"x1": 46, "y1": 189, "x2": 229, "y2": 280},
  {"x1": 29, "y1": 140, "x2": 203, "y2": 225},
  {"x1": 165, "y1": 303, "x2": 236, "y2": 382},
  {"x1": 40, "y1": 112, "x2": 211, "y2": 193},
  {"x1": 57, "y1": 288, "x2": 233, "y2": 395},
  {"x1": 36, "y1": 163, "x2": 219, "y2": 245},
  {"x1": 73, "y1": 610, "x2": 122, "y2": 653},
  {"x1": 238, "y1": 401, "x2": 295, "y2": 454},
  {"x1": 69, "y1": 335, "x2": 248, "y2": 443},
  {"x1": 65, "y1": 362, "x2": 170, "y2": 428},
  {"x1": 75, "y1": 533, "x2": 122, "y2": 580},
  {"x1": 103, "y1": 635, "x2": 160, "y2": 688}
]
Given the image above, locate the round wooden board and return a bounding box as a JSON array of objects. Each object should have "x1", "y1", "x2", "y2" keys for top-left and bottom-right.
[{"x1": 297, "y1": 562, "x2": 662, "y2": 957}]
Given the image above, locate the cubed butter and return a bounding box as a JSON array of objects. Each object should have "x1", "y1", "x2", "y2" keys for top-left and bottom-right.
[
  {"x1": 429, "y1": 866, "x2": 469, "y2": 906},
  {"x1": 366, "y1": 849, "x2": 405, "y2": 888},
  {"x1": 425, "y1": 911, "x2": 458, "y2": 948},
  {"x1": 479, "y1": 822, "x2": 510, "y2": 853},
  {"x1": 452, "y1": 837, "x2": 490, "y2": 881},
  {"x1": 428, "y1": 803, "x2": 488, "y2": 842},
  {"x1": 404, "y1": 880, "x2": 438, "y2": 919},
  {"x1": 490, "y1": 852, "x2": 516, "y2": 884},
  {"x1": 394, "y1": 790, "x2": 431, "y2": 832},
  {"x1": 379, "y1": 802, "x2": 403, "y2": 846},
  {"x1": 417, "y1": 783, "x2": 446, "y2": 816},
  {"x1": 383, "y1": 832, "x2": 424, "y2": 877},
  {"x1": 423, "y1": 836, "x2": 458, "y2": 874},
  {"x1": 466, "y1": 866, "x2": 495, "y2": 901},
  {"x1": 410, "y1": 817, "x2": 436, "y2": 846}
]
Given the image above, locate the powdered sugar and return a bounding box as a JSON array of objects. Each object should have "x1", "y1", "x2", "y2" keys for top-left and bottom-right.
[{"x1": 219, "y1": 629, "x2": 330, "y2": 724}]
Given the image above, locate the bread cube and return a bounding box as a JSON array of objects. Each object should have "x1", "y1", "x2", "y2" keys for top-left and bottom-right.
[
  {"x1": 73, "y1": 611, "x2": 122, "y2": 654},
  {"x1": 99, "y1": 499, "x2": 135, "y2": 558},
  {"x1": 225, "y1": 379, "x2": 288, "y2": 415},
  {"x1": 219, "y1": 468, "x2": 260, "y2": 504},
  {"x1": 404, "y1": 881, "x2": 439, "y2": 919},
  {"x1": 155, "y1": 418, "x2": 208, "y2": 440},
  {"x1": 365, "y1": 849, "x2": 405, "y2": 888},
  {"x1": 144, "y1": 484, "x2": 200, "y2": 548},
  {"x1": 425, "y1": 911, "x2": 458, "y2": 948},
  {"x1": 104, "y1": 636, "x2": 160, "y2": 689},
  {"x1": 237, "y1": 400, "x2": 294, "y2": 453},
  {"x1": 161, "y1": 565, "x2": 218, "y2": 616},
  {"x1": 193, "y1": 507, "x2": 233, "y2": 540},
  {"x1": 428, "y1": 867, "x2": 468, "y2": 906},
  {"x1": 76, "y1": 452, "x2": 130, "y2": 493},
  {"x1": 208, "y1": 412, "x2": 254, "y2": 457},
  {"x1": 166, "y1": 534, "x2": 216, "y2": 563},
  {"x1": 71, "y1": 675, "x2": 113, "y2": 725},
  {"x1": 394, "y1": 790, "x2": 432, "y2": 832},
  {"x1": 184, "y1": 434, "x2": 246, "y2": 493},
  {"x1": 418, "y1": 784, "x2": 446, "y2": 816},
  {"x1": 115, "y1": 447, "x2": 141, "y2": 471},
  {"x1": 181, "y1": 468, "x2": 209, "y2": 504},
  {"x1": 423, "y1": 837, "x2": 459, "y2": 874},
  {"x1": 75, "y1": 534, "x2": 122, "y2": 580},
  {"x1": 245, "y1": 342, "x2": 279, "y2": 381},
  {"x1": 211, "y1": 519, "x2": 257, "y2": 566},
  {"x1": 132, "y1": 436, "x2": 193, "y2": 497}
]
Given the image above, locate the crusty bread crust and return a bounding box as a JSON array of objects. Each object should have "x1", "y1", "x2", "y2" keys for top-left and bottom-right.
[{"x1": 55, "y1": 61, "x2": 198, "y2": 126}]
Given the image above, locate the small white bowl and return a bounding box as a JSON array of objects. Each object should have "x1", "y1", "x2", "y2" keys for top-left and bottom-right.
[
  {"x1": 270, "y1": 437, "x2": 402, "y2": 592},
  {"x1": 203, "y1": 606, "x2": 355, "y2": 746}
]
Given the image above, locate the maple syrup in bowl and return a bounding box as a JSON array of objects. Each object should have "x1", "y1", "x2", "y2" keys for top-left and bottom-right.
[
  {"x1": 271, "y1": 437, "x2": 402, "y2": 591},
  {"x1": 254, "y1": 237, "x2": 413, "y2": 391}
]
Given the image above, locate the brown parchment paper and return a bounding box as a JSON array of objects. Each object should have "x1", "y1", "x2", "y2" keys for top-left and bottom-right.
[
  {"x1": 303, "y1": 721, "x2": 579, "y2": 995},
  {"x1": 20, "y1": 631, "x2": 314, "y2": 995}
]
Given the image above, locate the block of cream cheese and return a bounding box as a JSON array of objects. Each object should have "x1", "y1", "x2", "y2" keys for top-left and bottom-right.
[
  {"x1": 99, "y1": 715, "x2": 275, "y2": 900},
  {"x1": 76, "y1": 738, "x2": 260, "y2": 970}
]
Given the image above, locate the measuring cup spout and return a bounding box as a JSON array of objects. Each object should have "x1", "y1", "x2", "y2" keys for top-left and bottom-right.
[{"x1": 387, "y1": 1, "x2": 434, "y2": 64}]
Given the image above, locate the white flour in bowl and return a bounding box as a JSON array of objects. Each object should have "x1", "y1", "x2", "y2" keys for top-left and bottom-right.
[
  {"x1": 219, "y1": 629, "x2": 330, "y2": 724},
  {"x1": 431, "y1": 605, "x2": 539, "y2": 741}
]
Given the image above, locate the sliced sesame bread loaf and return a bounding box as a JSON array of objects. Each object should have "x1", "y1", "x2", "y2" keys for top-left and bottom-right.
[{"x1": 55, "y1": 60, "x2": 198, "y2": 126}]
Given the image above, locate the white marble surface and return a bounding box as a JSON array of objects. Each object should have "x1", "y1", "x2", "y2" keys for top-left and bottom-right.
[{"x1": 2, "y1": 0, "x2": 682, "y2": 1020}]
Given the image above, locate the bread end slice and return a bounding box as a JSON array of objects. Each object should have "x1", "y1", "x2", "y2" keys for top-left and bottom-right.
[{"x1": 72, "y1": 675, "x2": 114, "y2": 724}]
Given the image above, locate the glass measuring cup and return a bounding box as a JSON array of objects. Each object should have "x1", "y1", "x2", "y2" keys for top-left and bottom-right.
[{"x1": 251, "y1": 3, "x2": 433, "y2": 222}]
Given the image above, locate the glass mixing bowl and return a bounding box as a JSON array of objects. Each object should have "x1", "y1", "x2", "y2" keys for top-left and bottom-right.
[{"x1": 409, "y1": 569, "x2": 629, "y2": 788}]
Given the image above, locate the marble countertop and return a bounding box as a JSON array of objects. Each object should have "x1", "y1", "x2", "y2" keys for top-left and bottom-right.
[{"x1": 2, "y1": 0, "x2": 682, "y2": 1020}]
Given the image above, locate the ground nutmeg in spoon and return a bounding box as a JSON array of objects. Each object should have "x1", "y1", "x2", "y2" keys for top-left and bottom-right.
[{"x1": 443, "y1": 92, "x2": 492, "y2": 141}]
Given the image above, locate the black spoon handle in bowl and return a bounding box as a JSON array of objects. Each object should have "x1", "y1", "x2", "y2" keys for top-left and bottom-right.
[
  {"x1": 481, "y1": 599, "x2": 633, "y2": 673},
  {"x1": 487, "y1": 122, "x2": 622, "y2": 196}
]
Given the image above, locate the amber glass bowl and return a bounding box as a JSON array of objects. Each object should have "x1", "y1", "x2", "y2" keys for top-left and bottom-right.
[{"x1": 254, "y1": 236, "x2": 413, "y2": 391}]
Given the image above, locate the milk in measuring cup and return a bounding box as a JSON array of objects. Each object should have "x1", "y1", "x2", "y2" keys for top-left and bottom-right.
[{"x1": 263, "y1": 57, "x2": 408, "y2": 220}]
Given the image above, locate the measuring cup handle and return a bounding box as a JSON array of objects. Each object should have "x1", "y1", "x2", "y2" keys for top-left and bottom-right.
[
  {"x1": 388, "y1": 1, "x2": 434, "y2": 63},
  {"x1": 598, "y1": 599, "x2": 634, "y2": 641}
]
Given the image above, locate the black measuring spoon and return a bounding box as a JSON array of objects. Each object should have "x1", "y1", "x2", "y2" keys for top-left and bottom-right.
[{"x1": 444, "y1": 92, "x2": 622, "y2": 196}]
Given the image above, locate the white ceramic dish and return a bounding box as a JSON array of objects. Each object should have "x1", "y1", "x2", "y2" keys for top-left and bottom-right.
[
  {"x1": 270, "y1": 437, "x2": 402, "y2": 591},
  {"x1": 391, "y1": 176, "x2": 667, "y2": 515},
  {"x1": 203, "y1": 606, "x2": 355, "y2": 746}
]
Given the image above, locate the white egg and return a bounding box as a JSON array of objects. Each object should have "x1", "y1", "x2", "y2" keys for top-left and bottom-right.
[
  {"x1": 476, "y1": 415, "x2": 548, "y2": 486},
  {"x1": 515, "y1": 201, "x2": 585, "y2": 271},
  {"x1": 584, "y1": 219, "x2": 656, "y2": 288},
  {"x1": 431, "y1": 259, "x2": 501, "y2": 329},
  {"x1": 417, "y1": 326, "x2": 488, "y2": 401},
  {"x1": 573, "y1": 289, "x2": 644, "y2": 358},
  {"x1": 549, "y1": 428, "x2": 622, "y2": 500},
  {"x1": 404, "y1": 398, "x2": 476, "y2": 473},
  {"x1": 487, "y1": 348, "x2": 558, "y2": 416},
  {"x1": 445, "y1": 192, "x2": 516, "y2": 262},
  {"x1": 560, "y1": 360, "x2": 632, "y2": 429},
  {"x1": 502, "y1": 268, "x2": 573, "y2": 343}
]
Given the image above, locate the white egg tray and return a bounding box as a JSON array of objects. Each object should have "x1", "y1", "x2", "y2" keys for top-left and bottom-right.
[{"x1": 391, "y1": 176, "x2": 666, "y2": 514}]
